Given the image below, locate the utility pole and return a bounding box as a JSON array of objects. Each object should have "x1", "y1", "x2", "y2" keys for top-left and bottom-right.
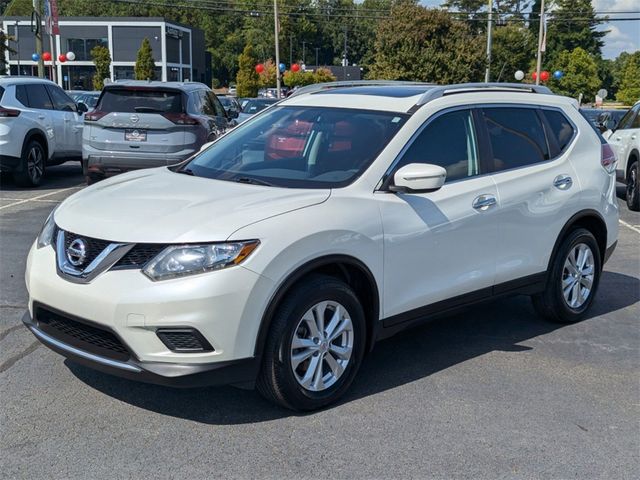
[
  {"x1": 14, "y1": 21, "x2": 20, "y2": 76},
  {"x1": 315, "y1": 47, "x2": 320, "y2": 67},
  {"x1": 302, "y1": 41, "x2": 307, "y2": 65},
  {"x1": 33, "y1": 0, "x2": 44, "y2": 78},
  {"x1": 273, "y1": 0, "x2": 281, "y2": 98},
  {"x1": 535, "y1": 0, "x2": 546, "y2": 86},
  {"x1": 484, "y1": 0, "x2": 493, "y2": 83},
  {"x1": 289, "y1": 34, "x2": 292, "y2": 66},
  {"x1": 342, "y1": 25, "x2": 347, "y2": 81}
]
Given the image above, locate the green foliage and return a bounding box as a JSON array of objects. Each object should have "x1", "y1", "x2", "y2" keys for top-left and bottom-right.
[
  {"x1": 283, "y1": 70, "x2": 316, "y2": 88},
  {"x1": 548, "y1": 47, "x2": 600, "y2": 101},
  {"x1": 0, "y1": 27, "x2": 16, "y2": 75},
  {"x1": 135, "y1": 38, "x2": 156, "y2": 81},
  {"x1": 258, "y1": 59, "x2": 277, "y2": 89},
  {"x1": 616, "y1": 52, "x2": 640, "y2": 106},
  {"x1": 91, "y1": 45, "x2": 111, "y2": 91},
  {"x1": 312, "y1": 67, "x2": 336, "y2": 83},
  {"x1": 368, "y1": 3, "x2": 485, "y2": 83},
  {"x1": 236, "y1": 44, "x2": 260, "y2": 98},
  {"x1": 491, "y1": 23, "x2": 535, "y2": 80}
]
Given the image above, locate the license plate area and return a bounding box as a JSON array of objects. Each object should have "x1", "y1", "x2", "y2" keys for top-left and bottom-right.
[{"x1": 125, "y1": 129, "x2": 147, "y2": 142}]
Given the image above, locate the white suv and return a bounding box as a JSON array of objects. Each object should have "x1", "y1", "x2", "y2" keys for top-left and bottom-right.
[
  {"x1": 24, "y1": 82, "x2": 619, "y2": 410},
  {"x1": 0, "y1": 77, "x2": 85, "y2": 186},
  {"x1": 605, "y1": 101, "x2": 639, "y2": 211}
]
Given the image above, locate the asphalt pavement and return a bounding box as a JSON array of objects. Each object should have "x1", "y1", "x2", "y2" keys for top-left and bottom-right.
[{"x1": 1, "y1": 163, "x2": 638, "y2": 479}]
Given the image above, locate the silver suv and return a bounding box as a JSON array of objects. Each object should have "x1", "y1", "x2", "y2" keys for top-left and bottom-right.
[
  {"x1": 0, "y1": 77, "x2": 85, "y2": 187},
  {"x1": 83, "y1": 81, "x2": 234, "y2": 184}
]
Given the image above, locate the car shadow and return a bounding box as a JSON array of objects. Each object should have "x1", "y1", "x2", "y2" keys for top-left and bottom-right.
[
  {"x1": 0, "y1": 162, "x2": 83, "y2": 191},
  {"x1": 67, "y1": 271, "x2": 639, "y2": 424}
]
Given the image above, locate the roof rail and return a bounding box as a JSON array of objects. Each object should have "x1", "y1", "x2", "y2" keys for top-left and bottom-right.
[
  {"x1": 290, "y1": 80, "x2": 435, "y2": 98},
  {"x1": 415, "y1": 82, "x2": 553, "y2": 107}
]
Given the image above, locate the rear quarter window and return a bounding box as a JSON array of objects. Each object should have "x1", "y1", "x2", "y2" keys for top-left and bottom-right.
[
  {"x1": 98, "y1": 89, "x2": 183, "y2": 114},
  {"x1": 577, "y1": 109, "x2": 607, "y2": 145},
  {"x1": 543, "y1": 109, "x2": 577, "y2": 151}
]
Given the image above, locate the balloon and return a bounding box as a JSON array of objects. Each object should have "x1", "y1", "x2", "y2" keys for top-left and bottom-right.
[
  {"x1": 66, "y1": 51, "x2": 76, "y2": 61},
  {"x1": 514, "y1": 70, "x2": 524, "y2": 81},
  {"x1": 58, "y1": 54, "x2": 67, "y2": 63},
  {"x1": 31, "y1": 53, "x2": 40, "y2": 61},
  {"x1": 531, "y1": 72, "x2": 537, "y2": 81},
  {"x1": 291, "y1": 63, "x2": 301, "y2": 73},
  {"x1": 255, "y1": 64, "x2": 264, "y2": 74},
  {"x1": 278, "y1": 63, "x2": 286, "y2": 73},
  {"x1": 540, "y1": 70, "x2": 550, "y2": 82},
  {"x1": 553, "y1": 70, "x2": 563, "y2": 79},
  {"x1": 42, "y1": 52, "x2": 52, "y2": 61}
]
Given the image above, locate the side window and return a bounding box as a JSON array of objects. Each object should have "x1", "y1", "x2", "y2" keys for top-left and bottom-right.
[
  {"x1": 207, "y1": 91, "x2": 226, "y2": 118},
  {"x1": 25, "y1": 84, "x2": 54, "y2": 110},
  {"x1": 631, "y1": 108, "x2": 640, "y2": 129},
  {"x1": 199, "y1": 90, "x2": 215, "y2": 116},
  {"x1": 543, "y1": 109, "x2": 575, "y2": 153},
  {"x1": 482, "y1": 107, "x2": 549, "y2": 172},
  {"x1": 395, "y1": 109, "x2": 479, "y2": 182},
  {"x1": 616, "y1": 108, "x2": 636, "y2": 130},
  {"x1": 187, "y1": 92, "x2": 202, "y2": 114},
  {"x1": 46, "y1": 85, "x2": 76, "y2": 112},
  {"x1": 15, "y1": 85, "x2": 29, "y2": 107}
]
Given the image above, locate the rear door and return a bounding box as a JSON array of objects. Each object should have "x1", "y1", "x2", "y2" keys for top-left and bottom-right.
[
  {"x1": 607, "y1": 105, "x2": 639, "y2": 177},
  {"x1": 480, "y1": 105, "x2": 581, "y2": 285},
  {"x1": 87, "y1": 87, "x2": 187, "y2": 165},
  {"x1": 45, "y1": 84, "x2": 83, "y2": 156}
]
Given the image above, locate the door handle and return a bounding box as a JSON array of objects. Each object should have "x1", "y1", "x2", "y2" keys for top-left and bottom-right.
[
  {"x1": 553, "y1": 175, "x2": 573, "y2": 190},
  {"x1": 615, "y1": 137, "x2": 622, "y2": 141},
  {"x1": 38, "y1": 115, "x2": 46, "y2": 120},
  {"x1": 472, "y1": 194, "x2": 497, "y2": 211},
  {"x1": 632, "y1": 135, "x2": 637, "y2": 140}
]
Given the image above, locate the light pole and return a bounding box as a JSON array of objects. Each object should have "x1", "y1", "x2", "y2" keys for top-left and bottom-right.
[
  {"x1": 273, "y1": 0, "x2": 281, "y2": 98},
  {"x1": 535, "y1": 0, "x2": 546, "y2": 86},
  {"x1": 302, "y1": 41, "x2": 307, "y2": 65},
  {"x1": 315, "y1": 47, "x2": 320, "y2": 67},
  {"x1": 484, "y1": 0, "x2": 493, "y2": 83},
  {"x1": 14, "y1": 21, "x2": 20, "y2": 76}
]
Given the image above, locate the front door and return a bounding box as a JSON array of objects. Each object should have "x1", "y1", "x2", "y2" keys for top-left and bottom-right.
[
  {"x1": 607, "y1": 104, "x2": 639, "y2": 179},
  {"x1": 378, "y1": 108, "x2": 499, "y2": 321}
]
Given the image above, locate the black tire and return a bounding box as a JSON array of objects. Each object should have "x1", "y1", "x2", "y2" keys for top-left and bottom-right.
[
  {"x1": 85, "y1": 172, "x2": 104, "y2": 186},
  {"x1": 626, "y1": 161, "x2": 639, "y2": 211},
  {"x1": 82, "y1": 158, "x2": 88, "y2": 177},
  {"x1": 256, "y1": 274, "x2": 366, "y2": 411},
  {"x1": 13, "y1": 139, "x2": 46, "y2": 187},
  {"x1": 532, "y1": 228, "x2": 602, "y2": 323}
]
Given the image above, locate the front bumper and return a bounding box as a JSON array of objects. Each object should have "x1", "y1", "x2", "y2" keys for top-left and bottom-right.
[{"x1": 23, "y1": 311, "x2": 259, "y2": 387}]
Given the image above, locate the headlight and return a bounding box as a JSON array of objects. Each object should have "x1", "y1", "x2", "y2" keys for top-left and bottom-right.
[
  {"x1": 37, "y1": 208, "x2": 57, "y2": 249},
  {"x1": 142, "y1": 240, "x2": 260, "y2": 281}
]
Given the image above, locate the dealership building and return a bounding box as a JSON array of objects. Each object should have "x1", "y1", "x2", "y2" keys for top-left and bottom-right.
[{"x1": 2, "y1": 17, "x2": 210, "y2": 90}]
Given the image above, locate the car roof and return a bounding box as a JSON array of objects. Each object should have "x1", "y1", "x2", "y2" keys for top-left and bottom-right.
[
  {"x1": 282, "y1": 81, "x2": 570, "y2": 114},
  {"x1": 104, "y1": 80, "x2": 208, "y2": 92},
  {"x1": 0, "y1": 76, "x2": 59, "y2": 86}
]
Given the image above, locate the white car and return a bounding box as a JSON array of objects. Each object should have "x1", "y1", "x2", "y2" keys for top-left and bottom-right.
[
  {"x1": 24, "y1": 82, "x2": 619, "y2": 410},
  {"x1": 604, "y1": 101, "x2": 640, "y2": 211},
  {"x1": 0, "y1": 77, "x2": 86, "y2": 186}
]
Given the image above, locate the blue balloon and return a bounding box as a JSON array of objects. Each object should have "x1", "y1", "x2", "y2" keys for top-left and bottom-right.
[
  {"x1": 278, "y1": 63, "x2": 286, "y2": 73},
  {"x1": 553, "y1": 70, "x2": 563, "y2": 79},
  {"x1": 31, "y1": 53, "x2": 40, "y2": 61}
]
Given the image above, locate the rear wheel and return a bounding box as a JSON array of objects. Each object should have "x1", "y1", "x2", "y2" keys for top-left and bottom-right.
[
  {"x1": 13, "y1": 139, "x2": 45, "y2": 187},
  {"x1": 626, "y1": 161, "x2": 639, "y2": 211},
  {"x1": 256, "y1": 275, "x2": 366, "y2": 411},
  {"x1": 532, "y1": 228, "x2": 601, "y2": 323}
]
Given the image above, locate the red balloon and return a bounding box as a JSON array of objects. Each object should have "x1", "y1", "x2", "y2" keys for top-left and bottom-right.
[
  {"x1": 531, "y1": 72, "x2": 537, "y2": 80},
  {"x1": 42, "y1": 52, "x2": 52, "y2": 61},
  {"x1": 255, "y1": 64, "x2": 264, "y2": 74},
  {"x1": 540, "y1": 70, "x2": 550, "y2": 82},
  {"x1": 291, "y1": 63, "x2": 300, "y2": 72},
  {"x1": 58, "y1": 54, "x2": 67, "y2": 63}
]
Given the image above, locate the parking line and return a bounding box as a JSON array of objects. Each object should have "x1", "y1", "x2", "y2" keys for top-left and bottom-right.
[
  {"x1": 619, "y1": 219, "x2": 640, "y2": 234},
  {"x1": 0, "y1": 185, "x2": 83, "y2": 212}
]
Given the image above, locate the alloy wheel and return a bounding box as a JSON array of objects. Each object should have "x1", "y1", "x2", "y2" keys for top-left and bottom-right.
[
  {"x1": 562, "y1": 243, "x2": 595, "y2": 309},
  {"x1": 627, "y1": 165, "x2": 637, "y2": 203},
  {"x1": 27, "y1": 145, "x2": 44, "y2": 184},
  {"x1": 290, "y1": 300, "x2": 354, "y2": 392}
]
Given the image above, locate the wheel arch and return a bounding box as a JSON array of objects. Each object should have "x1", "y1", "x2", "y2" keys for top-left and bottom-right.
[
  {"x1": 547, "y1": 210, "x2": 608, "y2": 272},
  {"x1": 23, "y1": 128, "x2": 50, "y2": 160},
  {"x1": 253, "y1": 254, "x2": 381, "y2": 361},
  {"x1": 626, "y1": 149, "x2": 639, "y2": 178}
]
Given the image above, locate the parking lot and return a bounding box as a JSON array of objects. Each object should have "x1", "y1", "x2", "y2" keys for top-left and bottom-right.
[{"x1": 0, "y1": 163, "x2": 638, "y2": 479}]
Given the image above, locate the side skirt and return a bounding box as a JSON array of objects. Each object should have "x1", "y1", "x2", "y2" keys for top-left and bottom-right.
[{"x1": 377, "y1": 272, "x2": 547, "y2": 341}]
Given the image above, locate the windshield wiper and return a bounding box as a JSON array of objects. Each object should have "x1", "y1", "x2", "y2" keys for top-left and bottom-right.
[
  {"x1": 177, "y1": 167, "x2": 195, "y2": 176},
  {"x1": 235, "y1": 176, "x2": 273, "y2": 186}
]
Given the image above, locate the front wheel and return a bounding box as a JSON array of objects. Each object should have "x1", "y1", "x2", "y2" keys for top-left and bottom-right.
[
  {"x1": 626, "y1": 161, "x2": 639, "y2": 211},
  {"x1": 13, "y1": 140, "x2": 45, "y2": 187},
  {"x1": 257, "y1": 275, "x2": 366, "y2": 411},
  {"x1": 532, "y1": 228, "x2": 601, "y2": 323}
]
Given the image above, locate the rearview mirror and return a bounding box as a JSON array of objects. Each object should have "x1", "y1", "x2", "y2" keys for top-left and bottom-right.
[
  {"x1": 77, "y1": 102, "x2": 89, "y2": 113},
  {"x1": 390, "y1": 163, "x2": 447, "y2": 193}
]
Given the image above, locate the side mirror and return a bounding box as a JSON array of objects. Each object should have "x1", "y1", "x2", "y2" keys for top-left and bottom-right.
[
  {"x1": 225, "y1": 108, "x2": 239, "y2": 119},
  {"x1": 390, "y1": 163, "x2": 447, "y2": 193},
  {"x1": 605, "y1": 118, "x2": 617, "y2": 132},
  {"x1": 77, "y1": 102, "x2": 89, "y2": 113}
]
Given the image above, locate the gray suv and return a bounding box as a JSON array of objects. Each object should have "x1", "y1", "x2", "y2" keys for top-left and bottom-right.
[{"x1": 82, "y1": 81, "x2": 235, "y2": 184}]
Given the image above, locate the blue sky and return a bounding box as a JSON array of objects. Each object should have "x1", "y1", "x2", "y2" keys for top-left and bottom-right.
[{"x1": 420, "y1": 0, "x2": 639, "y2": 59}]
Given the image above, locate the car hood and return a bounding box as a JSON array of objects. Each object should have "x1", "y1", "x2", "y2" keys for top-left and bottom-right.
[{"x1": 55, "y1": 168, "x2": 330, "y2": 243}]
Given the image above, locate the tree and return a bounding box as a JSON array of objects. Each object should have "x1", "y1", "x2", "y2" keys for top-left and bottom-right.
[
  {"x1": 135, "y1": 38, "x2": 156, "y2": 80},
  {"x1": 368, "y1": 4, "x2": 485, "y2": 83},
  {"x1": 313, "y1": 67, "x2": 336, "y2": 83},
  {"x1": 491, "y1": 23, "x2": 535, "y2": 81},
  {"x1": 258, "y1": 59, "x2": 278, "y2": 89},
  {"x1": 0, "y1": 27, "x2": 16, "y2": 76},
  {"x1": 236, "y1": 44, "x2": 260, "y2": 98},
  {"x1": 616, "y1": 52, "x2": 640, "y2": 106},
  {"x1": 91, "y1": 45, "x2": 111, "y2": 91},
  {"x1": 283, "y1": 70, "x2": 316, "y2": 88},
  {"x1": 548, "y1": 47, "x2": 600, "y2": 101}
]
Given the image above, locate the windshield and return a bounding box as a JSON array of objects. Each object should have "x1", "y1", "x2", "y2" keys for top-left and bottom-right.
[{"x1": 181, "y1": 106, "x2": 408, "y2": 188}]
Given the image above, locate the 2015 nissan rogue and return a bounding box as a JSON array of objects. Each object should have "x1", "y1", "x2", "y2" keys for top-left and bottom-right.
[{"x1": 24, "y1": 82, "x2": 619, "y2": 411}]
